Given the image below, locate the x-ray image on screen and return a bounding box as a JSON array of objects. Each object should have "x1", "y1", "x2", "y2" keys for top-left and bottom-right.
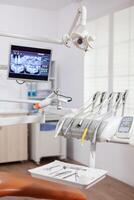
[{"x1": 8, "y1": 45, "x2": 52, "y2": 81}]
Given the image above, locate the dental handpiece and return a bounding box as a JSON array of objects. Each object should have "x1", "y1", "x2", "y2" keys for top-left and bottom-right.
[
  {"x1": 98, "y1": 92, "x2": 108, "y2": 113},
  {"x1": 81, "y1": 119, "x2": 93, "y2": 144},
  {"x1": 63, "y1": 118, "x2": 75, "y2": 136},
  {"x1": 33, "y1": 92, "x2": 55, "y2": 109},
  {"x1": 107, "y1": 92, "x2": 114, "y2": 112},
  {"x1": 122, "y1": 90, "x2": 128, "y2": 116},
  {"x1": 81, "y1": 112, "x2": 104, "y2": 145},
  {"x1": 55, "y1": 118, "x2": 66, "y2": 138},
  {"x1": 81, "y1": 93, "x2": 117, "y2": 144},
  {"x1": 81, "y1": 111, "x2": 104, "y2": 145},
  {"x1": 114, "y1": 92, "x2": 122, "y2": 115},
  {"x1": 77, "y1": 92, "x2": 101, "y2": 127},
  {"x1": 91, "y1": 92, "x2": 101, "y2": 112}
]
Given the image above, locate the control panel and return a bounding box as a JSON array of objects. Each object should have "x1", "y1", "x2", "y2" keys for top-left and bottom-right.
[{"x1": 116, "y1": 116, "x2": 133, "y2": 139}]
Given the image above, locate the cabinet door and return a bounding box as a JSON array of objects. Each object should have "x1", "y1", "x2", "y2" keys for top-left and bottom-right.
[
  {"x1": 0, "y1": 124, "x2": 27, "y2": 163},
  {"x1": 0, "y1": 126, "x2": 8, "y2": 162},
  {"x1": 39, "y1": 131, "x2": 61, "y2": 157}
]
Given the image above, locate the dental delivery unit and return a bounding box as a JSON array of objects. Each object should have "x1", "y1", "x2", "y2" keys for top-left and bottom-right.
[{"x1": 55, "y1": 90, "x2": 134, "y2": 147}]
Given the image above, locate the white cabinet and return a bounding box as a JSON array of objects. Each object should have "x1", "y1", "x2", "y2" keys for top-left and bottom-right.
[
  {"x1": 0, "y1": 124, "x2": 28, "y2": 163},
  {"x1": 29, "y1": 119, "x2": 66, "y2": 164}
]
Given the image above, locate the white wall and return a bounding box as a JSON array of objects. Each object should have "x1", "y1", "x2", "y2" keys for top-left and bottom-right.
[
  {"x1": 0, "y1": 4, "x2": 59, "y2": 111},
  {"x1": 0, "y1": 4, "x2": 59, "y2": 65}
]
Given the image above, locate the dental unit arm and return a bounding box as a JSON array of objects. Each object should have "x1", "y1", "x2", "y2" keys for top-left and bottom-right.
[
  {"x1": 63, "y1": 6, "x2": 94, "y2": 51},
  {"x1": 0, "y1": 89, "x2": 72, "y2": 126},
  {"x1": 33, "y1": 89, "x2": 72, "y2": 110}
]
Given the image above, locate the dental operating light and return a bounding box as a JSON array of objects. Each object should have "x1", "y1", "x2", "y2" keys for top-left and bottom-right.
[
  {"x1": 0, "y1": 6, "x2": 94, "y2": 52},
  {"x1": 63, "y1": 6, "x2": 94, "y2": 51}
]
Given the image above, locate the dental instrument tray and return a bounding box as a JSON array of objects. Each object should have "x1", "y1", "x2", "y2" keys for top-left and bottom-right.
[{"x1": 28, "y1": 160, "x2": 107, "y2": 189}]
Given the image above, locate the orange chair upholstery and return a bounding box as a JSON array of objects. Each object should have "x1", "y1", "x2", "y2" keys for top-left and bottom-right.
[{"x1": 0, "y1": 172, "x2": 87, "y2": 200}]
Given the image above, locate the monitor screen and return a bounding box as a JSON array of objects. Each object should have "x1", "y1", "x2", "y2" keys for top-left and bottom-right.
[{"x1": 8, "y1": 45, "x2": 52, "y2": 81}]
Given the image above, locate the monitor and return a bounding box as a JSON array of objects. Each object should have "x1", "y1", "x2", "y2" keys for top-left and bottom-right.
[{"x1": 8, "y1": 45, "x2": 52, "y2": 81}]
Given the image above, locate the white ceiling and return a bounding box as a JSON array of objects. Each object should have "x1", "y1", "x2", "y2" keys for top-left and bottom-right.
[
  {"x1": 0, "y1": 0, "x2": 133, "y2": 11},
  {"x1": 0, "y1": 0, "x2": 76, "y2": 10},
  {"x1": 83, "y1": 0, "x2": 133, "y2": 19}
]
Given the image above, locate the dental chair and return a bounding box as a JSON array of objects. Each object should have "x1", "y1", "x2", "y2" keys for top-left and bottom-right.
[{"x1": 0, "y1": 172, "x2": 87, "y2": 200}]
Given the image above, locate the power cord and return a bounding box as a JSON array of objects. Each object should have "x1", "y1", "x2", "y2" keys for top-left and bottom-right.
[{"x1": 16, "y1": 80, "x2": 25, "y2": 84}]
